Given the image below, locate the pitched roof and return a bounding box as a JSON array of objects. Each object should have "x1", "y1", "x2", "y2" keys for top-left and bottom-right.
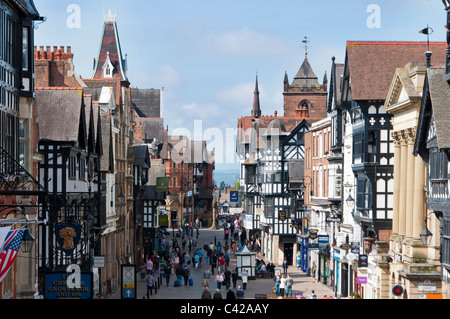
[
  {"x1": 346, "y1": 41, "x2": 446, "y2": 100},
  {"x1": 36, "y1": 88, "x2": 86, "y2": 143},
  {"x1": 291, "y1": 54, "x2": 321, "y2": 88},
  {"x1": 136, "y1": 117, "x2": 164, "y2": 143},
  {"x1": 427, "y1": 67, "x2": 450, "y2": 149},
  {"x1": 93, "y1": 19, "x2": 128, "y2": 81},
  {"x1": 131, "y1": 88, "x2": 161, "y2": 118}
]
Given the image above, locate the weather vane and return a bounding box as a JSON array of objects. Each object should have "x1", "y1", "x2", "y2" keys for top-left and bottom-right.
[
  {"x1": 419, "y1": 25, "x2": 433, "y2": 51},
  {"x1": 302, "y1": 36, "x2": 310, "y2": 57}
]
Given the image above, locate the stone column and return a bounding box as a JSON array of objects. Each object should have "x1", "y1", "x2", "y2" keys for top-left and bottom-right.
[
  {"x1": 392, "y1": 132, "x2": 401, "y2": 235},
  {"x1": 405, "y1": 129, "x2": 415, "y2": 239},
  {"x1": 398, "y1": 132, "x2": 408, "y2": 236}
]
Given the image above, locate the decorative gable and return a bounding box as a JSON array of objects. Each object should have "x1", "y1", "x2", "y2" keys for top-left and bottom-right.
[{"x1": 102, "y1": 52, "x2": 114, "y2": 78}]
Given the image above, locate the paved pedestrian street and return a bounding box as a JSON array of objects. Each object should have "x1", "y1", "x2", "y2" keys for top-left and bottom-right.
[{"x1": 108, "y1": 229, "x2": 334, "y2": 300}]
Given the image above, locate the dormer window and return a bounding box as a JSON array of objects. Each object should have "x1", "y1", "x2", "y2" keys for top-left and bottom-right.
[{"x1": 102, "y1": 51, "x2": 114, "y2": 78}]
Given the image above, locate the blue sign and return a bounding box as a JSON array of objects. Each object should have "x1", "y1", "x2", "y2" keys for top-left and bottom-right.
[
  {"x1": 188, "y1": 190, "x2": 193, "y2": 197},
  {"x1": 55, "y1": 224, "x2": 82, "y2": 255},
  {"x1": 301, "y1": 237, "x2": 308, "y2": 273},
  {"x1": 230, "y1": 191, "x2": 238, "y2": 202},
  {"x1": 44, "y1": 272, "x2": 93, "y2": 299}
]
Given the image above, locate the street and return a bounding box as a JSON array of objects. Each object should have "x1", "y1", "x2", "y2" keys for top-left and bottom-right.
[{"x1": 107, "y1": 228, "x2": 334, "y2": 300}]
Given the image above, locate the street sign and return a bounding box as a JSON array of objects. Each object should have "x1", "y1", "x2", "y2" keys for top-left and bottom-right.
[
  {"x1": 392, "y1": 285, "x2": 403, "y2": 296},
  {"x1": 121, "y1": 264, "x2": 136, "y2": 299},
  {"x1": 230, "y1": 191, "x2": 238, "y2": 202}
]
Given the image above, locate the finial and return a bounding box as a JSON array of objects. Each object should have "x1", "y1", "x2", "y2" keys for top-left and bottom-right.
[{"x1": 302, "y1": 36, "x2": 310, "y2": 57}]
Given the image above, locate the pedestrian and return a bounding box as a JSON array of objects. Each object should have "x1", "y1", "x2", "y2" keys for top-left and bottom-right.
[
  {"x1": 279, "y1": 275, "x2": 286, "y2": 297},
  {"x1": 218, "y1": 255, "x2": 225, "y2": 272},
  {"x1": 210, "y1": 251, "x2": 217, "y2": 274},
  {"x1": 164, "y1": 263, "x2": 172, "y2": 287},
  {"x1": 311, "y1": 290, "x2": 317, "y2": 299},
  {"x1": 226, "y1": 288, "x2": 236, "y2": 299},
  {"x1": 145, "y1": 258, "x2": 153, "y2": 274},
  {"x1": 286, "y1": 274, "x2": 293, "y2": 297},
  {"x1": 235, "y1": 285, "x2": 245, "y2": 299},
  {"x1": 202, "y1": 267, "x2": 211, "y2": 288},
  {"x1": 223, "y1": 267, "x2": 231, "y2": 290},
  {"x1": 176, "y1": 263, "x2": 183, "y2": 286},
  {"x1": 183, "y1": 266, "x2": 190, "y2": 286},
  {"x1": 274, "y1": 272, "x2": 281, "y2": 295},
  {"x1": 146, "y1": 273, "x2": 155, "y2": 298},
  {"x1": 197, "y1": 247, "x2": 204, "y2": 267},
  {"x1": 312, "y1": 261, "x2": 317, "y2": 282},
  {"x1": 241, "y1": 269, "x2": 248, "y2": 290},
  {"x1": 194, "y1": 252, "x2": 200, "y2": 269},
  {"x1": 213, "y1": 289, "x2": 222, "y2": 299},
  {"x1": 282, "y1": 258, "x2": 288, "y2": 275},
  {"x1": 215, "y1": 271, "x2": 224, "y2": 290},
  {"x1": 201, "y1": 287, "x2": 212, "y2": 299},
  {"x1": 231, "y1": 268, "x2": 238, "y2": 289}
]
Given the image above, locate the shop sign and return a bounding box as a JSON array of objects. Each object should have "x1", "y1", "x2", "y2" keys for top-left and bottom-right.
[
  {"x1": 358, "y1": 254, "x2": 368, "y2": 267},
  {"x1": 418, "y1": 281, "x2": 437, "y2": 292},
  {"x1": 44, "y1": 272, "x2": 93, "y2": 299},
  {"x1": 93, "y1": 256, "x2": 105, "y2": 268},
  {"x1": 318, "y1": 234, "x2": 329, "y2": 244},
  {"x1": 279, "y1": 210, "x2": 287, "y2": 221},
  {"x1": 351, "y1": 242, "x2": 360, "y2": 254},
  {"x1": 308, "y1": 229, "x2": 318, "y2": 240},
  {"x1": 333, "y1": 250, "x2": 340, "y2": 261},
  {"x1": 357, "y1": 276, "x2": 367, "y2": 284}
]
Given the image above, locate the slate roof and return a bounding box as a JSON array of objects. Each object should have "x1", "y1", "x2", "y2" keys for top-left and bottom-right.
[
  {"x1": 427, "y1": 67, "x2": 450, "y2": 149},
  {"x1": 136, "y1": 117, "x2": 164, "y2": 143},
  {"x1": 291, "y1": 55, "x2": 321, "y2": 88},
  {"x1": 36, "y1": 88, "x2": 85, "y2": 142},
  {"x1": 93, "y1": 20, "x2": 128, "y2": 81},
  {"x1": 346, "y1": 41, "x2": 446, "y2": 100},
  {"x1": 131, "y1": 88, "x2": 161, "y2": 118},
  {"x1": 100, "y1": 113, "x2": 113, "y2": 172}
]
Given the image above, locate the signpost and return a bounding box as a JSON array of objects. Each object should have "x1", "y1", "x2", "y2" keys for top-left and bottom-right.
[{"x1": 121, "y1": 264, "x2": 136, "y2": 299}]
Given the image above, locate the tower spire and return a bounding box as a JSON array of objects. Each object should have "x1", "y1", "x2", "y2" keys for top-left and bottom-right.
[
  {"x1": 252, "y1": 73, "x2": 261, "y2": 118},
  {"x1": 302, "y1": 36, "x2": 310, "y2": 58}
]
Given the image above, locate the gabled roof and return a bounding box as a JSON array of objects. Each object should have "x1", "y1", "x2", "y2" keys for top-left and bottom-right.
[
  {"x1": 131, "y1": 88, "x2": 161, "y2": 118},
  {"x1": 36, "y1": 88, "x2": 87, "y2": 146},
  {"x1": 93, "y1": 16, "x2": 128, "y2": 82},
  {"x1": 291, "y1": 54, "x2": 321, "y2": 88},
  {"x1": 414, "y1": 67, "x2": 450, "y2": 157},
  {"x1": 327, "y1": 57, "x2": 345, "y2": 113},
  {"x1": 345, "y1": 41, "x2": 446, "y2": 101}
]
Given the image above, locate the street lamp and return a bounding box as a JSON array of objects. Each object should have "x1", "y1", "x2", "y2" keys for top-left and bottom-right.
[
  {"x1": 420, "y1": 212, "x2": 434, "y2": 246},
  {"x1": 346, "y1": 189, "x2": 355, "y2": 207},
  {"x1": 110, "y1": 183, "x2": 125, "y2": 207}
]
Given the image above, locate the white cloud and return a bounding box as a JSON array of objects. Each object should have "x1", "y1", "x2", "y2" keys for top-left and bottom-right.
[
  {"x1": 195, "y1": 27, "x2": 287, "y2": 56},
  {"x1": 153, "y1": 64, "x2": 181, "y2": 87}
]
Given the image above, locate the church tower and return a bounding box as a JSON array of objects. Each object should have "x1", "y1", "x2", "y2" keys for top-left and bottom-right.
[
  {"x1": 283, "y1": 39, "x2": 327, "y2": 121},
  {"x1": 251, "y1": 75, "x2": 262, "y2": 118}
]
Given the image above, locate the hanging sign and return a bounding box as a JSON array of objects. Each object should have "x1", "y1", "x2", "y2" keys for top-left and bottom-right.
[{"x1": 55, "y1": 224, "x2": 82, "y2": 255}]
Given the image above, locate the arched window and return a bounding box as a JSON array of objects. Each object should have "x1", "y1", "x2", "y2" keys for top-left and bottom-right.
[{"x1": 297, "y1": 99, "x2": 312, "y2": 117}]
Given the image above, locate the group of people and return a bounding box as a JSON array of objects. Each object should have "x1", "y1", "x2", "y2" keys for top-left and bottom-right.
[
  {"x1": 274, "y1": 273, "x2": 294, "y2": 297},
  {"x1": 200, "y1": 267, "x2": 248, "y2": 299}
]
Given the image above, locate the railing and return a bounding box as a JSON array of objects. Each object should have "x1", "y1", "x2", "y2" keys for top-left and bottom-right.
[
  {"x1": 0, "y1": 146, "x2": 46, "y2": 195},
  {"x1": 429, "y1": 179, "x2": 450, "y2": 200}
]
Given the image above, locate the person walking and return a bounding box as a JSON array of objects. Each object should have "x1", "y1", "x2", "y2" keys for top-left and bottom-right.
[
  {"x1": 282, "y1": 258, "x2": 288, "y2": 275},
  {"x1": 241, "y1": 269, "x2": 248, "y2": 290},
  {"x1": 231, "y1": 268, "x2": 238, "y2": 289},
  {"x1": 279, "y1": 275, "x2": 286, "y2": 297},
  {"x1": 146, "y1": 273, "x2": 155, "y2": 298},
  {"x1": 183, "y1": 265, "x2": 191, "y2": 286},
  {"x1": 226, "y1": 288, "x2": 236, "y2": 299},
  {"x1": 202, "y1": 267, "x2": 211, "y2": 288},
  {"x1": 145, "y1": 258, "x2": 153, "y2": 274},
  {"x1": 201, "y1": 287, "x2": 212, "y2": 299},
  {"x1": 215, "y1": 271, "x2": 224, "y2": 290},
  {"x1": 164, "y1": 263, "x2": 172, "y2": 287},
  {"x1": 213, "y1": 289, "x2": 222, "y2": 299},
  {"x1": 223, "y1": 267, "x2": 231, "y2": 290},
  {"x1": 285, "y1": 274, "x2": 294, "y2": 297},
  {"x1": 235, "y1": 285, "x2": 245, "y2": 299},
  {"x1": 274, "y1": 272, "x2": 281, "y2": 295}
]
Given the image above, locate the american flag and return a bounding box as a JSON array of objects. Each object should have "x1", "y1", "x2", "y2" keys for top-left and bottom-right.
[{"x1": 0, "y1": 229, "x2": 25, "y2": 285}]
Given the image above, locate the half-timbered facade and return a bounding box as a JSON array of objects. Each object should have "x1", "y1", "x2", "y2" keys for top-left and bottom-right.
[{"x1": 36, "y1": 88, "x2": 103, "y2": 295}]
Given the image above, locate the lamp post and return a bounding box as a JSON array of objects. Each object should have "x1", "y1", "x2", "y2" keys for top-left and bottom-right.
[{"x1": 420, "y1": 212, "x2": 434, "y2": 246}]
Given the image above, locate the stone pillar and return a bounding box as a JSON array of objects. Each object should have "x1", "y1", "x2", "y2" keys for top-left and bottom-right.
[
  {"x1": 398, "y1": 134, "x2": 408, "y2": 236},
  {"x1": 413, "y1": 155, "x2": 425, "y2": 240},
  {"x1": 405, "y1": 130, "x2": 415, "y2": 239},
  {"x1": 392, "y1": 132, "x2": 401, "y2": 235}
]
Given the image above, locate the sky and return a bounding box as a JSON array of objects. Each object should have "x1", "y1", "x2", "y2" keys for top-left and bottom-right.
[{"x1": 33, "y1": 0, "x2": 446, "y2": 172}]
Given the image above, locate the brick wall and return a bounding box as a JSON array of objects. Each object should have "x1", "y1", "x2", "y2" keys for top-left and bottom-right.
[{"x1": 34, "y1": 46, "x2": 83, "y2": 88}]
